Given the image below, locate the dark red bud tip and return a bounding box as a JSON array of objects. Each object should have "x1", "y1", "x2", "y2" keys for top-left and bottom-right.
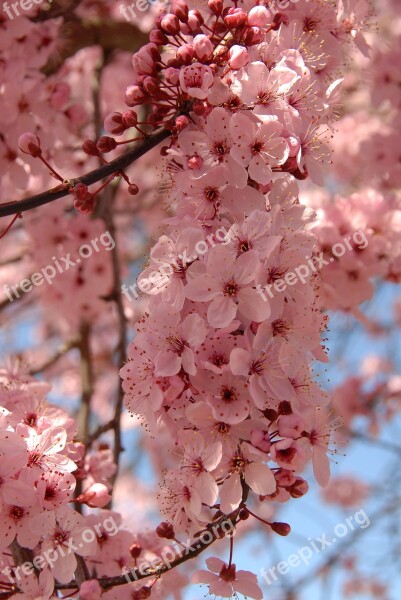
[
  {"x1": 156, "y1": 522, "x2": 175, "y2": 539},
  {"x1": 130, "y1": 543, "x2": 142, "y2": 559},
  {"x1": 82, "y1": 139, "x2": 100, "y2": 156},
  {"x1": 270, "y1": 522, "x2": 291, "y2": 536},
  {"x1": 238, "y1": 507, "x2": 250, "y2": 521},
  {"x1": 97, "y1": 136, "x2": 118, "y2": 153},
  {"x1": 128, "y1": 184, "x2": 140, "y2": 196}
]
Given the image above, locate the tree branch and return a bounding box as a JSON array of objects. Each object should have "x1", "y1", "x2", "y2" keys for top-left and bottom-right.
[{"x1": 0, "y1": 126, "x2": 171, "y2": 218}]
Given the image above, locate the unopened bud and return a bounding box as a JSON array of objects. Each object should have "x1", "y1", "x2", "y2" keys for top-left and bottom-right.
[
  {"x1": 128, "y1": 184, "x2": 140, "y2": 195},
  {"x1": 208, "y1": 0, "x2": 223, "y2": 15},
  {"x1": 104, "y1": 112, "x2": 126, "y2": 135},
  {"x1": 160, "y1": 14, "x2": 181, "y2": 35},
  {"x1": 122, "y1": 110, "x2": 138, "y2": 128},
  {"x1": 18, "y1": 132, "x2": 42, "y2": 157},
  {"x1": 82, "y1": 139, "x2": 100, "y2": 156},
  {"x1": 97, "y1": 136, "x2": 117, "y2": 154},
  {"x1": 270, "y1": 522, "x2": 291, "y2": 536},
  {"x1": 171, "y1": 0, "x2": 189, "y2": 22},
  {"x1": 156, "y1": 522, "x2": 175, "y2": 539},
  {"x1": 228, "y1": 45, "x2": 249, "y2": 69},
  {"x1": 175, "y1": 115, "x2": 190, "y2": 131},
  {"x1": 130, "y1": 543, "x2": 142, "y2": 559}
]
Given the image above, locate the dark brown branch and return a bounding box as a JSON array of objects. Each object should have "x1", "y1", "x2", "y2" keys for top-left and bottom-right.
[{"x1": 0, "y1": 126, "x2": 171, "y2": 218}]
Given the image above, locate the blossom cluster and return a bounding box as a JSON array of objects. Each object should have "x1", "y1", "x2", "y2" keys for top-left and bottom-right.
[{"x1": 117, "y1": 0, "x2": 373, "y2": 595}]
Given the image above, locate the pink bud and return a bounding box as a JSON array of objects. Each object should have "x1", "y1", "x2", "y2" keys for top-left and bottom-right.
[
  {"x1": 193, "y1": 34, "x2": 214, "y2": 61},
  {"x1": 175, "y1": 115, "x2": 190, "y2": 131},
  {"x1": 122, "y1": 110, "x2": 138, "y2": 128},
  {"x1": 82, "y1": 140, "x2": 100, "y2": 156},
  {"x1": 165, "y1": 67, "x2": 180, "y2": 85},
  {"x1": 149, "y1": 28, "x2": 168, "y2": 45},
  {"x1": 79, "y1": 483, "x2": 112, "y2": 508},
  {"x1": 97, "y1": 136, "x2": 117, "y2": 153},
  {"x1": 104, "y1": 112, "x2": 126, "y2": 135},
  {"x1": 188, "y1": 155, "x2": 203, "y2": 170},
  {"x1": 187, "y1": 9, "x2": 204, "y2": 31},
  {"x1": 177, "y1": 44, "x2": 195, "y2": 65},
  {"x1": 143, "y1": 76, "x2": 161, "y2": 96},
  {"x1": 171, "y1": 0, "x2": 189, "y2": 22},
  {"x1": 208, "y1": 0, "x2": 223, "y2": 15},
  {"x1": 248, "y1": 6, "x2": 271, "y2": 27},
  {"x1": 160, "y1": 14, "x2": 181, "y2": 35},
  {"x1": 228, "y1": 45, "x2": 249, "y2": 69},
  {"x1": 224, "y1": 8, "x2": 248, "y2": 28},
  {"x1": 125, "y1": 85, "x2": 146, "y2": 107},
  {"x1": 132, "y1": 43, "x2": 160, "y2": 76},
  {"x1": 79, "y1": 580, "x2": 102, "y2": 600},
  {"x1": 18, "y1": 133, "x2": 42, "y2": 157}
]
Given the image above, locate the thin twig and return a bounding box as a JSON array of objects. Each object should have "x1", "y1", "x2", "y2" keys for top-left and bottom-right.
[{"x1": 0, "y1": 127, "x2": 172, "y2": 218}]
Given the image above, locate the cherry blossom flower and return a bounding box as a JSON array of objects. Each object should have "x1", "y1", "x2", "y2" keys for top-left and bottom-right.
[{"x1": 193, "y1": 557, "x2": 263, "y2": 599}]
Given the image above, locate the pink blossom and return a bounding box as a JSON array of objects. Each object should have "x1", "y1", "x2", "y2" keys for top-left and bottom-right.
[
  {"x1": 193, "y1": 557, "x2": 263, "y2": 599},
  {"x1": 179, "y1": 63, "x2": 214, "y2": 99},
  {"x1": 185, "y1": 245, "x2": 270, "y2": 327}
]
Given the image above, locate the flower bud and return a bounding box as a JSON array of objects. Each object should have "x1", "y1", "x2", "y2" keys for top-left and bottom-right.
[
  {"x1": 244, "y1": 26, "x2": 264, "y2": 46},
  {"x1": 156, "y1": 521, "x2": 175, "y2": 539},
  {"x1": 128, "y1": 184, "x2": 140, "y2": 195},
  {"x1": 193, "y1": 34, "x2": 214, "y2": 61},
  {"x1": 208, "y1": 0, "x2": 223, "y2": 16},
  {"x1": 143, "y1": 76, "x2": 160, "y2": 96},
  {"x1": 82, "y1": 139, "x2": 100, "y2": 156},
  {"x1": 126, "y1": 85, "x2": 146, "y2": 107},
  {"x1": 248, "y1": 6, "x2": 271, "y2": 27},
  {"x1": 175, "y1": 115, "x2": 190, "y2": 131},
  {"x1": 171, "y1": 0, "x2": 189, "y2": 22},
  {"x1": 122, "y1": 110, "x2": 138, "y2": 128},
  {"x1": 177, "y1": 44, "x2": 195, "y2": 65},
  {"x1": 130, "y1": 543, "x2": 142, "y2": 559},
  {"x1": 228, "y1": 45, "x2": 249, "y2": 69},
  {"x1": 18, "y1": 133, "x2": 42, "y2": 157},
  {"x1": 187, "y1": 9, "x2": 204, "y2": 31},
  {"x1": 149, "y1": 28, "x2": 168, "y2": 45},
  {"x1": 224, "y1": 8, "x2": 248, "y2": 28},
  {"x1": 97, "y1": 136, "x2": 117, "y2": 153},
  {"x1": 132, "y1": 43, "x2": 160, "y2": 75},
  {"x1": 270, "y1": 522, "x2": 291, "y2": 536},
  {"x1": 77, "y1": 483, "x2": 111, "y2": 508},
  {"x1": 104, "y1": 112, "x2": 126, "y2": 135},
  {"x1": 160, "y1": 14, "x2": 181, "y2": 35}
]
